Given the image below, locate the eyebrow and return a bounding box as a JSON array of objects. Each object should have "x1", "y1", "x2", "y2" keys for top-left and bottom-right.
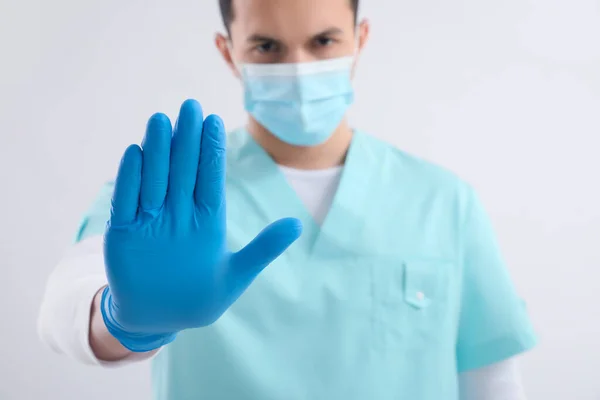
[
  {"x1": 246, "y1": 27, "x2": 345, "y2": 43},
  {"x1": 313, "y1": 27, "x2": 344, "y2": 37},
  {"x1": 247, "y1": 34, "x2": 278, "y2": 43}
]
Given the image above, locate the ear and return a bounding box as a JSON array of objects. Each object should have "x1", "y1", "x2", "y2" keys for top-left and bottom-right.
[
  {"x1": 215, "y1": 33, "x2": 241, "y2": 79},
  {"x1": 357, "y1": 19, "x2": 370, "y2": 53},
  {"x1": 351, "y1": 19, "x2": 370, "y2": 78}
]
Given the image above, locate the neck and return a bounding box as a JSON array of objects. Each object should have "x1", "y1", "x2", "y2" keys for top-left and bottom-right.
[{"x1": 246, "y1": 117, "x2": 354, "y2": 170}]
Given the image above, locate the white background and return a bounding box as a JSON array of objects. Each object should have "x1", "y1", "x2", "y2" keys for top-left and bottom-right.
[{"x1": 1, "y1": 0, "x2": 599, "y2": 399}]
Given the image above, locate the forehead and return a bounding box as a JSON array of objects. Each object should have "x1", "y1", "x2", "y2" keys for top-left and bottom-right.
[{"x1": 230, "y1": 0, "x2": 355, "y2": 37}]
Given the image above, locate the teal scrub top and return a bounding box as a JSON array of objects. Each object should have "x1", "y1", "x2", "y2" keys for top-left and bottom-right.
[{"x1": 76, "y1": 130, "x2": 537, "y2": 400}]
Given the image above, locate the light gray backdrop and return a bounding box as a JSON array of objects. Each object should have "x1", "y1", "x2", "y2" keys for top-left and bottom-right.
[{"x1": 1, "y1": 0, "x2": 599, "y2": 399}]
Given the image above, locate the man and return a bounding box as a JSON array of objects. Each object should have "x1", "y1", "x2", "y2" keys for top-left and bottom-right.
[{"x1": 38, "y1": 0, "x2": 537, "y2": 398}]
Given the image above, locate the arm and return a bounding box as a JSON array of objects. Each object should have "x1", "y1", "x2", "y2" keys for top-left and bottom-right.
[
  {"x1": 39, "y1": 100, "x2": 301, "y2": 364},
  {"x1": 459, "y1": 357, "x2": 528, "y2": 400},
  {"x1": 37, "y1": 183, "x2": 156, "y2": 366}
]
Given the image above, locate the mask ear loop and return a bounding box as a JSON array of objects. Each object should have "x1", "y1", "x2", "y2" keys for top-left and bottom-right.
[
  {"x1": 349, "y1": 28, "x2": 362, "y2": 79},
  {"x1": 353, "y1": 24, "x2": 362, "y2": 59}
]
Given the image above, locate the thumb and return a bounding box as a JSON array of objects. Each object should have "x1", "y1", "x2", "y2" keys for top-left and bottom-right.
[{"x1": 229, "y1": 217, "x2": 303, "y2": 280}]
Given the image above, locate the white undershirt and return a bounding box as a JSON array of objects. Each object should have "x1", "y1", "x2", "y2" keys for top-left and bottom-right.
[
  {"x1": 36, "y1": 166, "x2": 528, "y2": 399},
  {"x1": 278, "y1": 165, "x2": 343, "y2": 225}
]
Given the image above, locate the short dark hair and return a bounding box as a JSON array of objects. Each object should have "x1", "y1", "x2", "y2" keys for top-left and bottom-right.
[{"x1": 219, "y1": 0, "x2": 360, "y2": 33}]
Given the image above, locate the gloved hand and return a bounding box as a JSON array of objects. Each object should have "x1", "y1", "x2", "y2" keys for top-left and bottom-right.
[{"x1": 101, "y1": 99, "x2": 302, "y2": 352}]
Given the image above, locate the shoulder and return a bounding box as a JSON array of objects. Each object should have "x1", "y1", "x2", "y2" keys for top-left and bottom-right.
[{"x1": 358, "y1": 131, "x2": 475, "y2": 200}]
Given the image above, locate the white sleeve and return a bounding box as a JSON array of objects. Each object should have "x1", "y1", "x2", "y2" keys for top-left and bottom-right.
[
  {"x1": 37, "y1": 235, "x2": 158, "y2": 367},
  {"x1": 459, "y1": 357, "x2": 528, "y2": 400}
]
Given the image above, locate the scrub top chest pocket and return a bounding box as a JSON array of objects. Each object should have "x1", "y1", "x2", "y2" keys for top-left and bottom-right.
[{"x1": 368, "y1": 258, "x2": 455, "y2": 348}]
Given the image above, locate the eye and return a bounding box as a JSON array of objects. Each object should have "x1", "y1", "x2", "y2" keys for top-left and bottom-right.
[
  {"x1": 314, "y1": 36, "x2": 335, "y2": 47},
  {"x1": 255, "y1": 41, "x2": 279, "y2": 54}
]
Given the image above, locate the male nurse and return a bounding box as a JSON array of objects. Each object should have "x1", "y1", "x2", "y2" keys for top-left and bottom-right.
[{"x1": 38, "y1": 0, "x2": 537, "y2": 399}]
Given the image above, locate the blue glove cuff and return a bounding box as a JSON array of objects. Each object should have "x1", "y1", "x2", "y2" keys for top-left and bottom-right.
[{"x1": 100, "y1": 287, "x2": 177, "y2": 353}]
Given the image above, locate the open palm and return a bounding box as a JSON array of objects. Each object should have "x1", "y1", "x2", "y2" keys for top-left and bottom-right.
[{"x1": 101, "y1": 100, "x2": 302, "y2": 351}]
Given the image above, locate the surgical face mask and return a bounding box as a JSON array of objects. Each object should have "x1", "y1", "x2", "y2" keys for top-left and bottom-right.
[{"x1": 237, "y1": 55, "x2": 356, "y2": 147}]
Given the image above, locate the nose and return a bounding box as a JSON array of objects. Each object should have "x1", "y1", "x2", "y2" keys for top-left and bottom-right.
[{"x1": 283, "y1": 48, "x2": 318, "y2": 64}]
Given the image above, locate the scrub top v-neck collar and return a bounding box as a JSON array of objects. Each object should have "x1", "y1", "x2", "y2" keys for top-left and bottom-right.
[{"x1": 227, "y1": 129, "x2": 381, "y2": 261}]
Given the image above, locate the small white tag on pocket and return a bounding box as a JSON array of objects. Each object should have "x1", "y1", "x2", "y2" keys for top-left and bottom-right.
[{"x1": 403, "y1": 261, "x2": 440, "y2": 309}]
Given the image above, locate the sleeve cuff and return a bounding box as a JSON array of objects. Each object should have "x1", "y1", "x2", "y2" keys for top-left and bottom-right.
[
  {"x1": 75, "y1": 278, "x2": 161, "y2": 368},
  {"x1": 456, "y1": 331, "x2": 538, "y2": 373}
]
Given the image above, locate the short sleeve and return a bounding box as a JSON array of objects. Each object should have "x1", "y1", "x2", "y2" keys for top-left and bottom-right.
[
  {"x1": 456, "y1": 188, "x2": 537, "y2": 372},
  {"x1": 73, "y1": 181, "x2": 115, "y2": 243}
]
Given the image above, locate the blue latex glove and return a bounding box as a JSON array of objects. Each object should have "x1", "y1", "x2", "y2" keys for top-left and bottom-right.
[{"x1": 101, "y1": 99, "x2": 302, "y2": 352}]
